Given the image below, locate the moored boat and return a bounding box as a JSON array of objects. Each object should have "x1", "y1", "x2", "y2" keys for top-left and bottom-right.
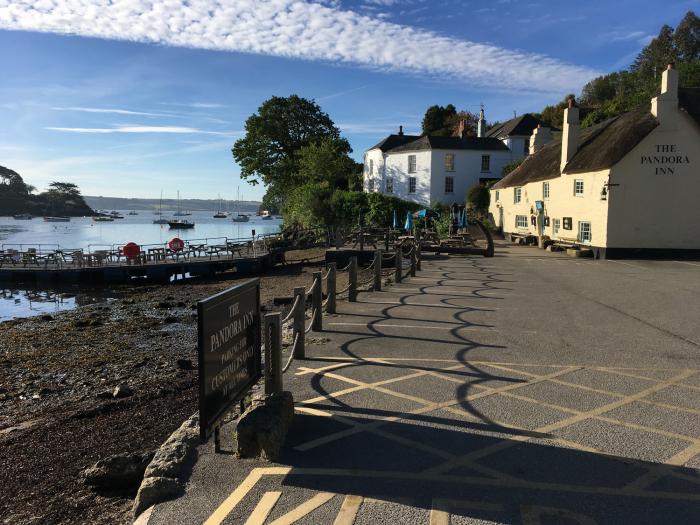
[
  {"x1": 168, "y1": 219, "x2": 194, "y2": 229},
  {"x1": 44, "y1": 216, "x2": 71, "y2": 222},
  {"x1": 93, "y1": 216, "x2": 114, "y2": 222},
  {"x1": 232, "y1": 213, "x2": 250, "y2": 222},
  {"x1": 13, "y1": 213, "x2": 33, "y2": 220}
]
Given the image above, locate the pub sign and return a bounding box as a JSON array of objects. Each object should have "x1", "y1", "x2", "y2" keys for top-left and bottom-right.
[{"x1": 197, "y1": 278, "x2": 261, "y2": 440}]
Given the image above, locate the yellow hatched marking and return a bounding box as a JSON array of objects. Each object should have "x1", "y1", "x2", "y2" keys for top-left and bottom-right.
[
  {"x1": 268, "y1": 492, "x2": 336, "y2": 525},
  {"x1": 431, "y1": 498, "x2": 505, "y2": 525},
  {"x1": 332, "y1": 495, "x2": 363, "y2": 525},
  {"x1": 244, "y1": 491, "x2": 281, "y2": 525}
]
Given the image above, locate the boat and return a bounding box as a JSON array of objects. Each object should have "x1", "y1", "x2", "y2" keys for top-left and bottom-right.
[
  {"x1": 261, "y1": 210, "x2": 273, "y2": 220},
  {"x1": 153, "y1": 191, "x2": 169, "y2": 224},
  {"x1": 128, "y1": 210, "x2": 138, "y2": 215},
  {"x1": 168, "y1": 219, "x2": 195, "y2": 229},
  {"x1": 108, "y1": 211, "x2": 125, "y2": 219},
  {"x1": 13, "y1": 213, "x2": 33, "y2": 220},
  {"x1": 93, "y1": 216, "x2": 114, "y2": 222},
  {"x1": 153, "y1": 218, "x2": 169, "y2": 225},
  {"x1": 44, "y1": 216, "x2": 71, "y2": 222},
  {"x1": 231, "y1": 187, "x2": 249, "y2": 222},
  {"x1": 214, "y1": 194, "x2": 227, "y2": 218}
]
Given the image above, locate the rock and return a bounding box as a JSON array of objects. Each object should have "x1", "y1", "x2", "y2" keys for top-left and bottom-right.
[
  {"x1": 40, "y1": 314, "x2": 53, "y2": 322},
  {"x1": 113, "y1": 383, "x2": 133, "y2": 398},
  {"x1": 96, "y1": 390, "x2": 112, "y2": 399},
  {"x1": 81, "y1": 451, "x2": 154, "y2": 492},
  {"x1": 133, "y1": 477, "x2": 183, "y2": 517},
  {"x1": 236, "y1": 391, "x2": 294, "y2": 461},
  {"x1": 163, "y1": 316, "x2": 178, "y2": 324},
  {"x1": 175, "y1": 359, "x2": 193, "y2": 370},
  {"x1": 156, "y1": 301, "x2": 172, "y2": 309}
]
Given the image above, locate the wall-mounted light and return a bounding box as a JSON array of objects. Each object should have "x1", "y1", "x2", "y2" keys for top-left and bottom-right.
[{"x1": 601, "y1": 186, "x2": 608, "y2": 200}]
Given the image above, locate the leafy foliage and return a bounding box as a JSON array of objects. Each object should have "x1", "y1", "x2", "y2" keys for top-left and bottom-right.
[
  {"x1": 466, "y1": 184, "x2": 490, "y2": 215},
  {"x1": 421, "y1": 104, "x2": 479, "y2": 136}
]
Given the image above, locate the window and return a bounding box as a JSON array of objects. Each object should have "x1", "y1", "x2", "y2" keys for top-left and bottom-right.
[
  {"x1": 369, "y1": 159, "x2": 373, "y2": 175},
  {"x1": 515, "y1": 215, "x2": 528, "y2": 229},
  {"x1": 543, "y1": 181, "x2": 550, "y2": 200},
  {"x1": 408, "y1": 177, "x2": 417, "y2": 193},
  {"x1": 578, "y1": 221, "x2": 592, "y2": 244},
  {"x1": 444, "y1": 176, "x2": 454, "y2": 193},
  {"x1": 481, "y1": 155, "x2": 490, "y2": 172},
  {"x1": 386, "y1": 177, "x2": 393, "y2": 194},
  {"x1": 445, "y1": 154, "x2": 455, "y2": 172},
  {"x1": 495, "y1": 190, "x2": 500, "y2": 202},
  {"x1": 408, "y1": 155, "x2": 417, "y2": 173},
  {"x1": 563, "y1": 217, "x2": 573, "y2": 230},
  {"x1": 553, "y1": 218, "x2": 561, "y2": 235},
  {"x1": 368, "y1": 179, "x2": 374, "y2": 192},
  {"x1": 514, "y1": 187, "x2": 522, "y2": 203},
  {"x1": 574, "y1": 179, "x2": 584, "y2": 197}
]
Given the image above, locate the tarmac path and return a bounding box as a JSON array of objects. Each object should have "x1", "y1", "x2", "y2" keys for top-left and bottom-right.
[{"x1": 146, "y1": 248, "x2": 700, "y2": 524}]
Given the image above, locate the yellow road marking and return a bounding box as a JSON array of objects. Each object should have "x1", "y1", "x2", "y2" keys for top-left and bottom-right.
[
  {"x1": 268, "y1": 492, "x2": 336, "y2": 525},
  {"x1": 332, "y1": 495, "x2": 363, "y2": 525},
  {"x1": 431, "y1": 499, "x2": 505, "y2": 525},
  {"x1": 244, "y1": 491, "x2": 282, "y2": 525}
]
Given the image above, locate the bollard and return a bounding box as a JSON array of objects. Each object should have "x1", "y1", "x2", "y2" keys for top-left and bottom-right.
[
  {"x1": 293, "y1": 286, "x2": 306, "y2": 359},
  {"x1": 349, "y1": 256, "x2": 358, "y2": 302},
  {"x1": 312, "y1": 271, "x2": 322, "y2": 331},
  {"x1": 410, "y1": 245, "x2": 417, "y2": 277},
  {"x1": 264, "y1": 312, "x2": 283, "y2": 394},
  {"x1": 416, "y1": 242, "x2": 422, "y2": 271},
  {"x1": 326, "y1": 262, "x2": 337, "y2": 314},
  {"x1": 373, "y1": 249, "x2": 382, "y2": 291},
  {"x1": 395, "y1": 244, "x2": 402, "y2": 283}
]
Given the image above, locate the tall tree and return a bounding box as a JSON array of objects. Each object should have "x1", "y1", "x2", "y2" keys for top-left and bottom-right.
[
  {"x1": 421, "y1": 104, "x2": 457, "y2": 136},
  {"x1": 674, "y1": 11, "x2": 700, "y2": 61},
  {"x1": 232, "y1": 95, "x2": 343, "y2": 203},
  {"x1": 632, "y1": 24, "x2": 678, "y2": 80},
  {"x1": 295, "y1": 137, "x2": 360, "y2": 190}
]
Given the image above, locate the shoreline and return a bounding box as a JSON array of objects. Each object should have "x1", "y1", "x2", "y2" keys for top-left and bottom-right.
[{"x1": 0, "y1": 248, "x2": 332, "y2": 525}]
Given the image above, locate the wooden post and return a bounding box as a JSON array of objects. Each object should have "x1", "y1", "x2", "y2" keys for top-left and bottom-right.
[
  {"x1": 373, "y1": 249, "x2": 382, "y2": 291},
  {"x1": 349, "y1": 256, "x2": 358, "y2": 302},
  {"x1": 360, "y1": 223, "x2": 364, "y2": 252},
  {"x1": 264, "y1": 312, "x2": 282, "y2": 394},
  {"x1": 416, "y1": 241, "x2": 422, "y2": 271},
  {"x1": 293, "y1": 286, "x2": 305, "y2": 359},
  {"x1": 395, "y1": 245, "x2": 402, "y2": 283},
  {"x1": 312, "y1": 271, "x2": 322, "y2": 331},
  {"x1": 385, "y1": 230, "x2": 390, "y2": 252},
  {"x1": 410, "y1": 245, "x2": 417, "y2": 277},
  {"x1": 326, "y1": 262, "x2": 336, "y2": 314}
]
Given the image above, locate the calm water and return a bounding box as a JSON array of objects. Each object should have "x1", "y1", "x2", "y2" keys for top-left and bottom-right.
[
  {"x1": 0, "y1": 286, "x2": 120, "y2": 321},
  {"x1": 0, "y1": 211, "x2": 282, "y2": 252}
]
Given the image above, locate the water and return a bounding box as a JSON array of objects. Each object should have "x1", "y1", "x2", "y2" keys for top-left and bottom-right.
[
  {"x1": 0, "y1": 286, "x2": 120, "y2": 321},
  {"x1": 0, "y1": 211, "x2": 282, "y2": 252}
]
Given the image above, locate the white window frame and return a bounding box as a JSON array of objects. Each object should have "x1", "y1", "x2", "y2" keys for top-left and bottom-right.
[
  {"x1": 578, "y1": 221, "x2": 592, "y2": 244},
  {"x1": 543, "y1": 181, "x2": 550, "y2": 200},
  {"x1": 481, "y1": 155, "x2": 491, "y2": 172},
  {"x1": 408, "y1": 155, "x2": 417, "y2": 174},
  {"x1": 514, "y1": 187, "x2": 522, "y2": 204},
  {"x1": 495, "y1": 190, "x2": 500, "y2": 202},
  {"x1": 368, "y1": 178, "x2": 374, "y2": 192},
  {"x1": 445, "y1": 154, "x2": 455, "y2": 172},
  {"x1": 515, "y1": 215, "x2": 528, "y2": 229},
  {"x1": 574, "y1": 179, "x2": 584, "y2": 197},
  {"x1": 553, "y1": 218, "x2": 561, "y2": 236},
  {"x1": 444, "y1": 176, "x2": 454, "y2": 194},
  {"x1": 386, "y1": 177, "x2": 393, "y2": 194},
  {"x1": 408, "y1": 177, "x2": 417, "y2": 194}
]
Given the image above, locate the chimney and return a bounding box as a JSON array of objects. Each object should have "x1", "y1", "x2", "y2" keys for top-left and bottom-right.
[
  {"x1": 560, "y1": 97, "x2": 580, "y2": 172},
  {"x1": 398, "y1": 125, "x2": 404, "y2": 136},
  {"x1": 651, "y1": 63, "x2": 679, "y2": 127},
  {"x1": 457, "y1": 119, "x2": 467, "y2": 139},
  {"x1": 477, "y1": 107, "x2": 485, "y2": 138},
  {"x1": 529, "y1": 124, "x2": 552, "y2": 155}
]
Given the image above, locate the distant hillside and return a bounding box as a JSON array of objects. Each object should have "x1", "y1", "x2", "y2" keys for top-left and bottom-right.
[{"x1": 84, "y1": 196, "x2": 261, "y2": 213}]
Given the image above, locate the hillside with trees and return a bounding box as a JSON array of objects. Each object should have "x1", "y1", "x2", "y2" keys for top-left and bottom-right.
[{"x1": 0, "y1": 166, "x2": 93, "y2": 216}]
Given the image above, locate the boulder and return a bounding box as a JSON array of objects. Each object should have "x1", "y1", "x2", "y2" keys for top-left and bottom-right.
[
  {"x1": 113, "y1": 383, "x2": 133, "y2": 398},
  {"x1": 175, "y1": 358, "x2": 193, "y2": 370},
  {"x1": 81, "y1": 451, "x2": 154, "y2": 492},
  {"x1": 132, "y1": 476, "x2": 183, "y2": 517},
  {"x1": 236, "y1": 391, "x2": 294, "y2": 461}
]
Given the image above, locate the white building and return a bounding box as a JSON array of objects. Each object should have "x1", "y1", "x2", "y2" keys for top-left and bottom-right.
[
  {"x1": 363, "y1": 111, "x2": 550, "y2": 206},
  {"x1": 489, "y1": 64, "x2": 700, "y2": 259}
]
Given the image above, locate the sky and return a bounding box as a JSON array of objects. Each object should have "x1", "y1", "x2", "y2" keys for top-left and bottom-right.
[{"x1": 0, "y1": 0, "x2": 697, "y2": 201}]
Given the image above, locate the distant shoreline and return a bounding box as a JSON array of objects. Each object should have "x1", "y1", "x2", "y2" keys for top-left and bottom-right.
[{"x1": 83, "y1": 196, "x2": 261, "y2": 213}]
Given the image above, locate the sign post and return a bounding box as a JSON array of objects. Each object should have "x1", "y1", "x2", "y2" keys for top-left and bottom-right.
[{"x1": 197, "y1": 278, "x2": 262, "y2": 445}]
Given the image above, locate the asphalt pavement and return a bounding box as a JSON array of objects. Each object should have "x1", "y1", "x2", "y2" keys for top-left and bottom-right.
[{"x1": 145, "y1": 244, "x2": 700, "y2": 525}]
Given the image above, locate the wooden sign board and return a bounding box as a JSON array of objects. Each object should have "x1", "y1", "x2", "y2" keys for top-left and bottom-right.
[{"x1": 197, "y1": 278, "x2": 261, "y2": 441}]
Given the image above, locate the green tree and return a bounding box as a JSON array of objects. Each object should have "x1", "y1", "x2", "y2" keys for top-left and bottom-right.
[
  {"x1": 295, "y1": 137, "x2": 359, "y2": 190},
  {"x1": 47, "y1": 181, "x2": 81, "y2": 196},
  {"x1": 466, "y1": 184, "x2": 490, "y2": 216},
  {"x1": 232, "y1": 95, "x2": 343, "y2": 204},
  {"x1": 421, "y1": 104, "x2": 456, "y2": 136},
  {"x1": 673, "y1": 11, "x2": 700, "y2": 62},
  {"x1": 632, "y1": 25, "x2": 678, "y2": 80}
]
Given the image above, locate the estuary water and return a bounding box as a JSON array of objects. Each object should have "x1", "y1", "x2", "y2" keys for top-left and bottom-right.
[{"x1": 0, "y1": 210, "x2": 282, "y2": 252}]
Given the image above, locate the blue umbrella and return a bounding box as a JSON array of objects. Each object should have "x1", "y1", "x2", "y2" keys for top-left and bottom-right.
[
  {"x1": 404, "y1": 211, "x2": 413, "y2": 232},
  {"x1": 392, "y1": 209, "x2": 398, "y2": 229},
  {"x1": 459, "y1": 209, "x2": 468, "y2": 228},
  {"x1": 414, "y1": 209, "x2": 428, "y2": 218}
]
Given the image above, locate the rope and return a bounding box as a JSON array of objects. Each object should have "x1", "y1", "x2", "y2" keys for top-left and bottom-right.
[
  {"x1": 281, "y1": 294, "x2": 301, "y2": 325},
  {"x1": 339, "y1": 261, "x2": 352, "y2": 271},
  {"x1": 358, "y1": 274, "x2": 375, "y2": 286},
  {"x1": 336, "y1": 283, "x2": 351, "y2": 295},
  {"x1": 322, "y1": 267, "x2": 332, "y2": 280},
  {"x1": 305, "y1": 310, "x2": 317, "y2": 334},
  {"x1": 281, "y1": 333, "x2": 299, "y2": 373},
  {"x1": 307, "y1": 278, "x2": 320, "y2": 294}
]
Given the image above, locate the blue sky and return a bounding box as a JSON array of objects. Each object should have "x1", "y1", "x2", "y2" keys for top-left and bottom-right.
[{"x1": 0, "y1": 0, "x2": 696, "y2": 201}]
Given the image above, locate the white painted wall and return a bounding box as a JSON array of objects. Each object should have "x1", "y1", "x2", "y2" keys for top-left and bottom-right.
[
  {"x1": 363, "y1": 148, "x2": 386, "y2": 193},
  {"x1": 383, "y1": 150, "x2": 432, "y2": 206}
]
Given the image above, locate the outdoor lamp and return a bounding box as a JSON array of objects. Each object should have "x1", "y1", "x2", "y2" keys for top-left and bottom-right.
[{"x1": 601, "y1": 186, "x2": 608, "y2": 200}]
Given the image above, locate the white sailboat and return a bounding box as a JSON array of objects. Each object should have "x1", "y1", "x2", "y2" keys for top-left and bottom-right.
[
  {"x1": 153, "y1": 190, "x2": 168, "y2": 224},
  {"x1": 231, "y1": 187, "x2": 249, "y2": 222},
  {"x1": 214, "y1": 193, "x2": 227, "y2": 218}
]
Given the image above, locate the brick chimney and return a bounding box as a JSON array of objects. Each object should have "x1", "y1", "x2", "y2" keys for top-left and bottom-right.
[
  {"x1": 560, "y1": 97, "x2": 580, "y2": 172},
  {"x1": 651, "y1": 63, "x2": 679, "y2": 128},
  {"x1": 477, "y1": 107, "x2": 485, "y2": 138},
  {"x1": 529, "y1": 124, "x2": 552, "y2": 155},
  {"x1": 398, "y1": 125, "x2": 404, "y2": 136}
]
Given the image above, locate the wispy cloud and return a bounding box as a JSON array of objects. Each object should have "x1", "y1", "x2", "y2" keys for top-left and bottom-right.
[
  {"x1": 0, "y1": 0, "x2": 598, "y2": 93},
  {"x1": 45, "y1": 125, "x2": 232, "y2": 135},
  {"x1": 159, "y1": 102, "x2": 228, "y2": 109},
  {"x1": 52, "y1": 106, "x2": 175, "y2": 118}
]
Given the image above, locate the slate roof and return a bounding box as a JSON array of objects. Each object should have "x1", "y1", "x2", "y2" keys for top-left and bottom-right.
[
  {"x1": 380, "y1": 135, "x2": 509, "y2": 153},
  {"x1": 369, "y1": 134, "x2": 421, "y2": 152},
  {"x1": 486, "y1": 114, "x2": 553, "y2": 139},
  {"x1": 492, "y1": 105, "x2": 659, "y2": 189}
]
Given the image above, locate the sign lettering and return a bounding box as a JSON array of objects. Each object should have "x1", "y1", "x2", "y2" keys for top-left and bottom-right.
[{"x1": 641, "y1": 144, "x2": 691, "y2": 174}]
